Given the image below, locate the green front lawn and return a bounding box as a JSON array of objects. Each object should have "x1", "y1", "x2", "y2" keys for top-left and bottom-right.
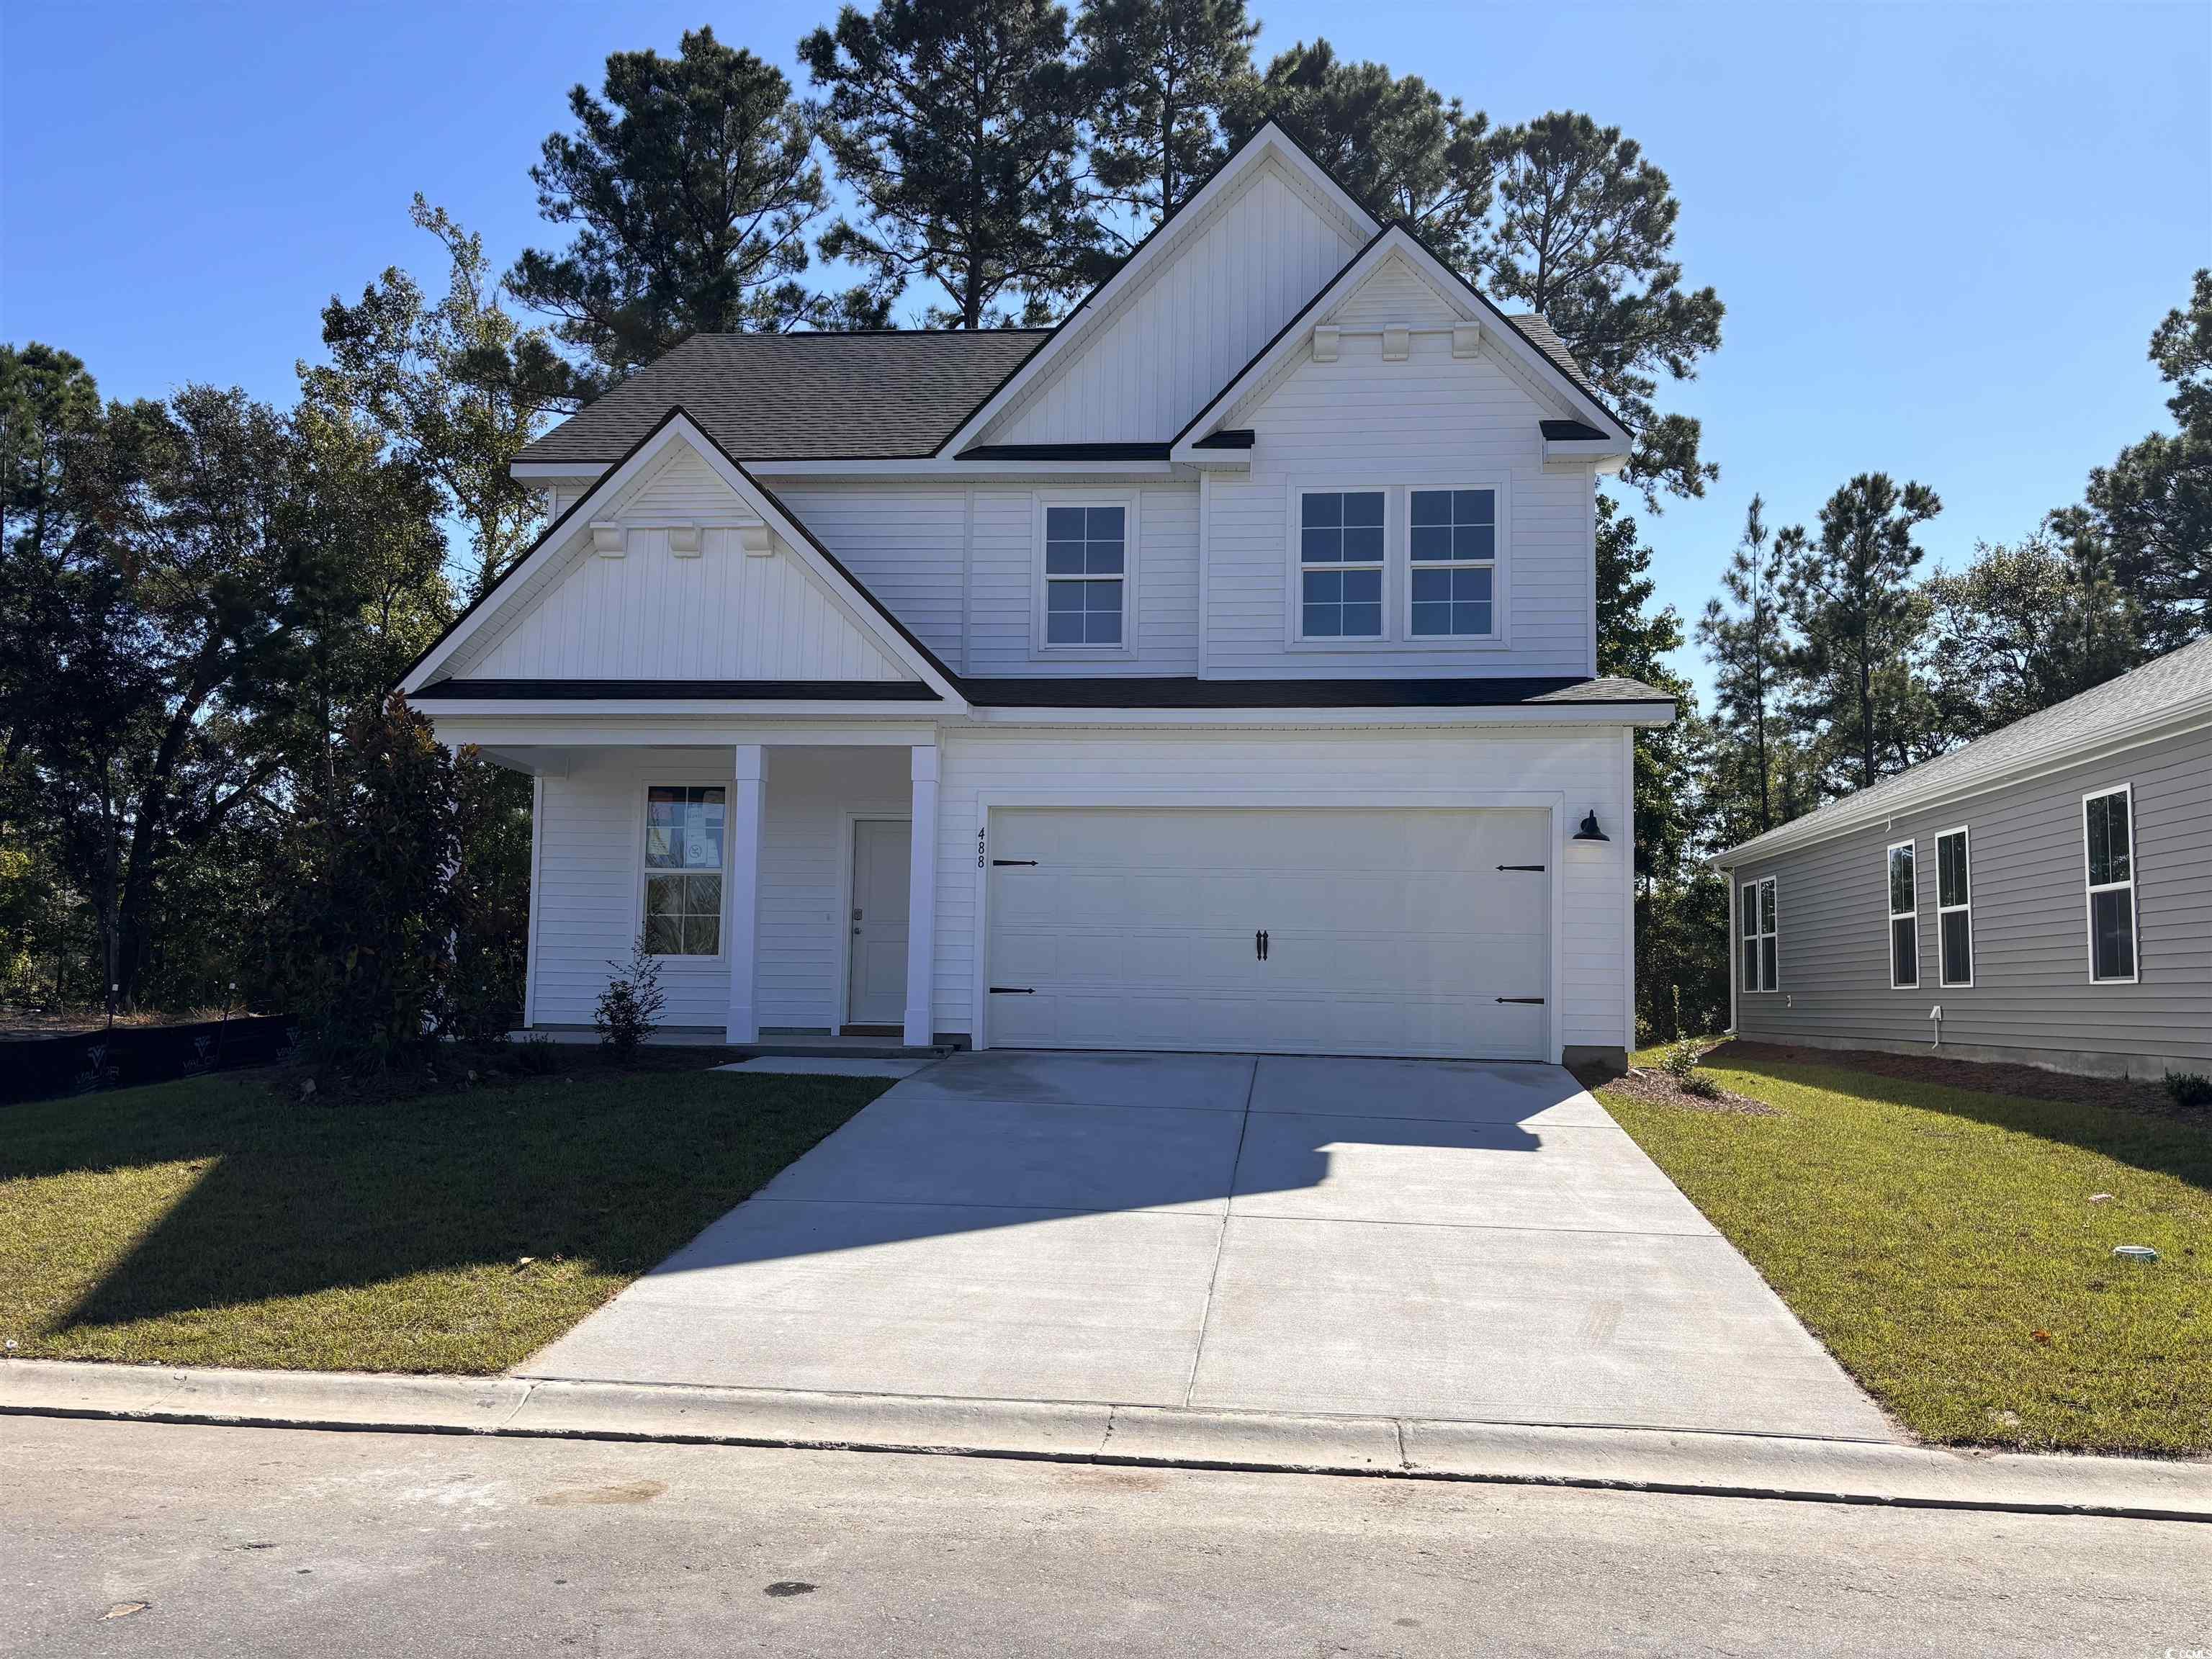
[
  {"x1": 1603, "y1": 1045, "x2": 2211, "y2": 1457},
  {"x1": 1, "y1": 1061, "x2": 887, "y2": 1374}
]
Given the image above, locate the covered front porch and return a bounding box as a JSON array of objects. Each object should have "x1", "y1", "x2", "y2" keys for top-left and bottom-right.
[{"x1": 475, "y1": 730, "x2": 948, "y2": 1049}]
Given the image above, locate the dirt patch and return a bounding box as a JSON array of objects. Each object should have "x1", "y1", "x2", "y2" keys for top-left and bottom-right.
[
  {"x1": 1713, "y1": 1040, "x2": 2203, "y2": 1123},
  {"x1": 0, "y1": 1007, "x2": 228, "y2": 1041},
  {"x1": 1581, "y1": 1064, "x2": 1779, "y2": 1116},
  {"x1": 534, "y1": 1480, "x2": 667, "y2": 1506}
]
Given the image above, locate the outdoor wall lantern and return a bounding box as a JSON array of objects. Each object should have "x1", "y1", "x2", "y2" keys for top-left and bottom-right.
[{"x1": 1573, "y1": 809, "x2": 1609, "y2": 842}]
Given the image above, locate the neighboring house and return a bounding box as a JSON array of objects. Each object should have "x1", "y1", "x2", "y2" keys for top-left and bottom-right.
[
  {"x1": 400, "y1": 123, "x2": 1674, "y2": 1068},
  {"x1": 1711, "y1": 634, "x2": 2212, "y2": 1080}
]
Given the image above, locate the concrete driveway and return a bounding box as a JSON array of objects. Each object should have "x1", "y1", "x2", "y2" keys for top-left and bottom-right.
[{"x1": 521, "y1": 1053, "x2": 1894, "y2": 1441}]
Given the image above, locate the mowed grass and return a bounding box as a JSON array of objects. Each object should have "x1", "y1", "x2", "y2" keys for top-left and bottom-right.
[
  {"x1": 1601, "y1": 1045, "x2": 2211, "y2": 1456},
  {"x1": 0, "y1": 1064, "x2": 887, "y2": 1374}
]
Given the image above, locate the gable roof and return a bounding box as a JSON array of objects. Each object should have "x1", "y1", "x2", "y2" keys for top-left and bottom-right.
[
  {"x1": 1714, "y1": 633, "x2": 2212, "y2": 868},
  {"x1": 401, "y1": 408, "x2": 967, "y2": 703},
  {"x1": 515, "y1": 330, "x2": 1049, "y2": 466}
]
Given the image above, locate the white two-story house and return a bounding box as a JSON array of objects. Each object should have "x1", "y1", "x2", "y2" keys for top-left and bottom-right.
[{"x1": 400, "y1": 124, "x2": 1673, "y2": 1069}]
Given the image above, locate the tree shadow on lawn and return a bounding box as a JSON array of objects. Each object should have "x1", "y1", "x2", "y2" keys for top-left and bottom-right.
[
  {"x1": 7, "y1": 1067, "x2": 883, "y2": 1336},
  {"x1": 1705, "y1": 1047, "x2": 2212, "y2": 1196}
]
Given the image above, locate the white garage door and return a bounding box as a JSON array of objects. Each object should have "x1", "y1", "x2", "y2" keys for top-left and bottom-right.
[{"x1": 984, "y1": 807, "x2": 1552, "y2": 1060}]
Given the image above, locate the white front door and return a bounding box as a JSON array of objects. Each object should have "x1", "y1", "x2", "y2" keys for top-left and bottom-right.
[
  {"x1": 984, "y1": 807, "x2": 1552, "y2": 1059},
  {"x1": 847, "y1": 818, "x2": 911, "y2": 1028}
]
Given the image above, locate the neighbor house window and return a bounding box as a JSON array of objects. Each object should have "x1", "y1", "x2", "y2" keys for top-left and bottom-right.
[
  {"x1": 1408, "y1": 487, "x2": 1496, "y2": 637},
  {"x1": 1936, "y1": 827, "x2": 1973, "y2": 987},
  {"x1": 1887, "y1": 840, "x2": 1918, "y2": 989},
  {"x1": 642, "y1": 785, "x2": 725, "y2": 956},
  {"x1": 2082, "y1": 785, "x2": 2136, "y2": 983},
  {"x1": 1298, "y1": 489, "x2": 1385, "y2": 639},
  {"x1": 1740, "y1": 876, "x2": 1778, "y2": 992},
  {"x1": 1043, "y1": 504, "x2": 1126, "y2": 647}
]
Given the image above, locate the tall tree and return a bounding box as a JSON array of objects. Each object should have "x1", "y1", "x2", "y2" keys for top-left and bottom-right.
[
  {"x1": 803, "y1": 0, "x2": 1099, "y2": 327},
  {"x1": 308, "y1": 197, "x2": 575, "y2": 598},
  {"x1": 1781, "y1": 474, "x2": 1942, "y2": 793},
  {"x1": 1923, "y1": 529, "x2": 2141, "y2": 737},
  {"x1": 511, "y1": 27, "x2": 868, "y2": 385},
  {"x1": 1483, "y1": 113, "x2": 1723, "y2": 505},
  {"x1": 1596, "y1": 493, "x2": 1699, "y2": 881},
  {"x1": 1076, "y1": 0, "x2": 1258, "y2": 246},
  {"x1": 1696, "y1": 496, "x2": 1788, "y2": 835},
  {"x1": 1225, "y1": 41, "x2": 1491, "y2": 269},
  {"x1": 2075, "y1": 268, "x2": 2212, "y2": 653}
]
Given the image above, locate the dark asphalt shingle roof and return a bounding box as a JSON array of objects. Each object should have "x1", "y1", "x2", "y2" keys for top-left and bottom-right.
[
  {"x1": 1506, "y1": 316, "x2": 1601, "y2": 402},
  {"x1": 516, "y1": 330, "x2": 1051, "y2": 464},
  {"x1": 960, "y1": 675, "x2": 1672, "y2": 709}
]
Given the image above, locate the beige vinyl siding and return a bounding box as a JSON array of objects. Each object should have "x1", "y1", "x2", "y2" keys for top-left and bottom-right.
[{"x1": 1731, "y1": 721, "x2": 2212, "y2": 1072}]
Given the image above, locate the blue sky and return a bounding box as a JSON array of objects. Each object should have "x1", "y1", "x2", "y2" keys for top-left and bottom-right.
[{"x1": 5, "y1": 1, "x2": 2207, "y2": 698}]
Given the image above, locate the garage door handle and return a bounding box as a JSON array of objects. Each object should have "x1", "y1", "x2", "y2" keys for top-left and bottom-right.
[
  {"x1": 992, "y1": 859, "x2": 1038, "y2": 867},
  {"x1": 1497, "y1": 863, "x2": 1547, "y2": 872},
  {"x1": 989, "y1": 986, "x2": 1035, "y2": 995},
  {"x1": 1255, "y1": 929, "x2": 1269, "y2": 961},
  {"x1": 1496, "y1": 996, "x2": 1546, "y2": 1004}
]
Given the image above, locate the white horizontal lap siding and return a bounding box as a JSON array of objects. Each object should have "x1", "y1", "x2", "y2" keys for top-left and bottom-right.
[
  {"x1": 1731, "y1": 722, "x2": 2212, "y2": 1064},
  {"x1": 932, "y1": 725, "x2": 1629, "y2": 1049},
  {"x1": 530, "y1": 746, "x2": 913, "y2": 1032},
  {"x1": 777, "y1": 485, "x2": 968, "y2": 666},
  {"x1": 1208, "y1": 331, "x2": 1592, "y2": 678},
  {"x1": 992, "y1": 161, "x2": 1361, "y2": 445},
  {"x1": 966, "y1": 483, "x2": 1200, "y2": 675}
]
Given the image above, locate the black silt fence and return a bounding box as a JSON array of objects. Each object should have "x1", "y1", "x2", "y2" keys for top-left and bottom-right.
[{"x1": 2, "y1": 1015, "x2": 297, "y2": 1105}]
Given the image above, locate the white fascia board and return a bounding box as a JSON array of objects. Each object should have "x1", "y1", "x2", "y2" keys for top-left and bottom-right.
[
  {"x1": 1707, "y1": 698, "x2": 2212, "y2": 872},
  {"x1": 966, "y1": 703, "x2": 1676, "y2": 729},
  {"x1": 417, "y1": 699, "x2": 950, "y2": 721},
  {"x1": 1544, "y1": 438, "x2": 1630, "y2": 471},
  {"x1": 422, "y1": 717, "x2": 946, "y2": 749},
  {"x1": 935, "y1": 125, "x2": 1379, "y2": 459},
  {"x1": 515, "y1": 457, "x2": 1186, "y2": 482}
]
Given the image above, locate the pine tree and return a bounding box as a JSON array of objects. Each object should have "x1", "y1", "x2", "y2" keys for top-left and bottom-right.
[
  {"x1": 1483, "y1": 113, "x2": 1723, "y2": 505},
  {"x1": 1696, "y1": 495, "x2": 1787, "y2": 833},
  {"x1": 1781, "y1": 474, "x2": 1942, "y2": 793},
  {"x1": 510, "y1": 27, "x2": 863, "y2": 387},
  {"x1": 803, "y1": 0, "x2": 1099, "y2": 328},
  {"x1": 1076, "y1": 0, "x2": 1257, "y2": 246}
]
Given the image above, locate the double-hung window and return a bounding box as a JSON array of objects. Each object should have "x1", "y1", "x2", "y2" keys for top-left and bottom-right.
[
  {"x1": 1886, "y1": 840, "x2": 1919, "y2": 989},
  {"x1": 1043, "y1": 504, "x2": 1127, "y2": 647},
  {"x1": 2083, "y1": 785, "x2": 2137, "y2": 983},
  {"x1": 642, "y1": 786, "x2": 725, "y2": 957},
  {"x1": 1936, "y1": 827, "x2": 1973, "y2": 986},
  {"x1": 1408, "y1": 488, "x2": 1497, "y2": 637},
  {"x1": 1740, "y1": 876, "x2": 1778, "y2": 992},
  {"x1": 1298, "y1": 489, "x2": 1385, "y2": 639}
]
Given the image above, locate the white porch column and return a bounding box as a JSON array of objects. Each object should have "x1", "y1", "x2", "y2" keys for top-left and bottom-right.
[
  {"x1": 903, "y1": 745, "x2": 940, "y2": 1047},
  {"x1": 724, "y1": 743, "x2": 765, "y2": 1046}
]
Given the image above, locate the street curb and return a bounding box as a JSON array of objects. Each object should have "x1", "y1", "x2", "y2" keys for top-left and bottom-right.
[{"x1": 4, "y1": 1359, "x2": 2207, "y2": 1523}]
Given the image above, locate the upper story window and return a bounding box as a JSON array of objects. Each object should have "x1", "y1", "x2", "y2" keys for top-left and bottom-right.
[
  {"x1": 1298, "y1": 489, "x2": 1385, "y2": 639},
  {"x1": 642, "y1": 785, "x2": 725, "y2": 958},
  {"x1": 1408, "y1": 488, "x2": 1497, "y2": 638},
  {"x1": 2082, "y1": 785, "x2": 2137, "y2": 983},
  {"x1": 1886, "y1": 840, "x2": 1918, "y2": 989},
  {"x1": 1041, "y1": 503, "x2": 1128, "y2": 649}
]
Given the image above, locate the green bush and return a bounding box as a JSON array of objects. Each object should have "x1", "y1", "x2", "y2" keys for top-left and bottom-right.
[
  {"x1": 2165, "y1": 1071, "x2": 2212, "y2": 1110},
  {"x1": 593, "y1": 938, "x2": 665, "y2": 1059}
]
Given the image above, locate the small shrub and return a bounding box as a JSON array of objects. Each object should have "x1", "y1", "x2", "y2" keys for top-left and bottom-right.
[
  {"x1": 593, "y1": 938, "x2": 665, "y2": 1059},
  {"x1": 2165, "y1": 1071, "x2": 2212, "y2": 1110},
  {"x1": 511, "y1": 1034, "x2": 565, "y2": 1076},
  {"x1": 1678, "y1": 1070, "x2": 1722, "y2": 1100}
]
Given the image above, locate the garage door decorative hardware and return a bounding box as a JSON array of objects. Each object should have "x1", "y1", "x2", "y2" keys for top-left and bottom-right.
[
  {"x1": 991, "y1": 858, "x2": 1038, "y2": 866},
  {"x1": 1496, "y1": 863, "x2": 1547, "y2": 872},
  {"x1": 988, "y1": 986, "x2": 1035, "y2": 994},
  {"x1": 1496, "y1": 996, "x2": 1546, "y2": 1004},
  {"x1": 1254, "y1": 929, "x2": 1270, "y2": 961}
]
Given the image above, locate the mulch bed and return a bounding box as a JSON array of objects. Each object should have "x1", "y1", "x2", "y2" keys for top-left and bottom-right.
[
  {"x1": 1575, "y1": 1061, "x2": 1779, "y2": 1116},
  {"x1": 1713, "y1": 1040, "x2": 2203, "y2": 1123}
]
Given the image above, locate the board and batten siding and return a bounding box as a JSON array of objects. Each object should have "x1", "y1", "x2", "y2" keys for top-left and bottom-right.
[
  {"x1": 987, "y1": 158, "x2": 1364, "y2": 446},
  {"x1": 530, "y1": 745, "x2": 912, "y2": 1030},
  {"x1": 1730, "y1": 721, "x2": 2212, "y2": 1076},
  {"x1": 930, "y1": 724, "x2": 1630, "y2": 1054},
  {"x1": 1202, "y1": 328, "x2": 1595, "y2": 678}
]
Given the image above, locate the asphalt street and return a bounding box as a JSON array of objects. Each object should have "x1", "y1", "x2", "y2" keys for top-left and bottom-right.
[{"x1": 4, "y1": 1415, "x2": 2205, "y2": 1658}]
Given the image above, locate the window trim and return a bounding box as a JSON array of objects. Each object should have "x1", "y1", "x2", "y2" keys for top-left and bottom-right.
[
  {"x1": 1935, "y1": 824, "x2": 1974, "y2": 989},
  {"x1": 1403, "y1": 483, "x2": 1505, "y2": 644},
  {"x1": 636, "y1": 781, "x2": 732, "y2": 966},
  {"x1": 1740, "y1": 875, "x2": 1779, "y2": 993},
  {"x1": 1885, "y1": 838, "x2": 1919, "y2": 991},
  {"x1": 2081, "y1": 783, "x2": 2139, "y2": 986},
  {"x1": 1279, "y1": 477, "x2": 1514, "y2": 652},
  {"x1": 1031, "y1": 490, "x2": 1139, "y2": 659}
]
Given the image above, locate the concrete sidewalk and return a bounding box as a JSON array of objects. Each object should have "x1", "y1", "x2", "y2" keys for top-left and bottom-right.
[{"x1": 5, "y1": 1359, "x2": 2208, "y2": 1524}]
